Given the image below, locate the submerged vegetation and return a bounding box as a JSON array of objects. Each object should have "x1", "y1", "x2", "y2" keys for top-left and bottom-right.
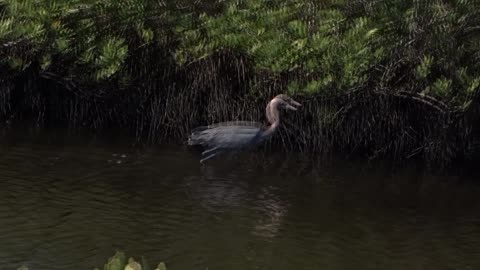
[{"x1": 1, "y1": 0, "x2": 480, "y2": 166}]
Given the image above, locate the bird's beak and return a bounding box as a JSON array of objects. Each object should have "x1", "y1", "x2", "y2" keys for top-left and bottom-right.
[
  {"x1": 286, "y1": 104, "x2": 297, "y2": 111},
  {"x1": 286, "y1": 99, "x2": 301, "y2": 111}
]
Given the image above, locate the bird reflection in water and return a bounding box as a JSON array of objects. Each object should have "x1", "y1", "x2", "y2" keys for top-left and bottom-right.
[{"x1": 252, "y1": 188, "x2": 288, "y2": 239}]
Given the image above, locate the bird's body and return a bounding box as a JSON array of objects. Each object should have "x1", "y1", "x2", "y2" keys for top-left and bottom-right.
[
  {"x1": 188, "y1": 95, "x2": 301, "y2": 163},
  {"x1": 189, "y1": 121, "x2": 264, "y2": 149}
]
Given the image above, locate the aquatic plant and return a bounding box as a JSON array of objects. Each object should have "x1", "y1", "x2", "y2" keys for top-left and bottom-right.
[
  {"x1": 98, "y1": 252, "x2": 167, "y2": 270},
  {"x1": 16, "y1": 251, "x2": 167, "y2": 270}
]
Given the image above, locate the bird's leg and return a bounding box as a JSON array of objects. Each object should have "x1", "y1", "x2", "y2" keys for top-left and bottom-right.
[
  {"x1": 200, "y1": 148, "x2": 222, "y2": 164},
  {"x1": 200, "y1": 151, "x2": 221, "y2": 163},
  {"x1": 201, "y1": 147, "x2": 219, "y2": 156}
]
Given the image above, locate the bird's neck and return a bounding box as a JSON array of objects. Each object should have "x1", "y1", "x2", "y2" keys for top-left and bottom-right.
[
  {"x1": 263, "y1": 99, "x2": 281, "y2": 137},
  {"x1": 263, "y1": 118, "x2": 280, "y2": 137}
]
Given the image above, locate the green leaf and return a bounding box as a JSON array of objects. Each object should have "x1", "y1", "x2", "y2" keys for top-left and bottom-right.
[
  {"x1": 428, "y1": 77, "x2": 452, "y2": 97},
  {"x1": 0, "y1": 18, "x2": 14, "y2": 38},
  {"x1": 305, "y1": 80, "x2": 321, "y2": 93},
  {"x1": 56, "y1": 37, "x2": 69, "y2": 52},
  {"x1": 140, "y1": 28, "x2": 154, "y2": 43},
  {"x1": 288, "y1": 20, "x2": 308, "y2": 37},
  {"x1": 103, "y1": 251, "x2": 126, "y2": 270},
  {"x1": 95, "y1": 37, "x2": 128, "y2": 80},
  {"x1": 40, "y1": 54, "x2": 52, "y2": 70},
  {"x1": 415, "y1": 55, "x2": 434, "y2": 79},
  {"x1": 467, "y1": 78, "x2": 480, "y2": 94},
  {"x1": 155, "y1": 262, "x2": 167, "y2": 270},
  {"x1": 365, "y1": 28, "x2": 378, "y2": 39},
  {"x1": 8, "y1": 57, "x2": 30, "y2": 71},
  {"x1": 287, "y1": 80, "x2": 300, "y2": 95}
]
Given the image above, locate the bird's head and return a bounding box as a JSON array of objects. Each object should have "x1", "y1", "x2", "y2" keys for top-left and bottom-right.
[
  {"x1": 273, "y1": 94, "x2": 302, "y2": 111},
  {"x1": 266, "y1": 94, "x2": 301, "y2": 124}
]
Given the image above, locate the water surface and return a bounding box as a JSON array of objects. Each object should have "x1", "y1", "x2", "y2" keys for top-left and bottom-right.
[{"x1": 0, "y1": 130, "x2": 479, "y2": 270}]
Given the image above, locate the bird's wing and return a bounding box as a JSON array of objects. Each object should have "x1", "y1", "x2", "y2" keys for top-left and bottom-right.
[
  {"x1": 189, "y1": 122, "x2": 263, "y2": 148},
  {"x1": 208, "y1": 125, "x2": 262, "y2": 148},
  {"x1": 206, "y1": 121, "x2": 263, "y2": 129},
  {"x1": 190, "y1": 122, "x2": 261, "y2": 134}
]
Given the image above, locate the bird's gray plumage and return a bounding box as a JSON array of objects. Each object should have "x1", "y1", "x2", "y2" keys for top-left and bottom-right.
[
  {"x1": 188, "y1": 121, "x2": 265, "y2": 149},
  {"x1": 188, "y1": 95, "x2": 301, "y2": 163}
]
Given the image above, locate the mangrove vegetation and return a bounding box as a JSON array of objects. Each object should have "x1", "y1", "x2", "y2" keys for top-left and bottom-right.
[{"x1": 1, "y1": 0, "x2": 480, "y2": 166}]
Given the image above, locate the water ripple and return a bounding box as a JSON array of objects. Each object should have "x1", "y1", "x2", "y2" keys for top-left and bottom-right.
[{"x1": 0, "y1": 135, "x2": 479, "y2": 269}]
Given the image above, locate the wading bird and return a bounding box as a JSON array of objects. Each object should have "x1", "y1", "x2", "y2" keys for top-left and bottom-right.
[{"x1": 188, "y1": 94, "x2": 301, "y2": 163}]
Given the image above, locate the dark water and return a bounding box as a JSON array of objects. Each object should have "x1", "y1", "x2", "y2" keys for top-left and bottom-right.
[{"x1": 1, "y1": 130, "x2": 480, "y2": 270}]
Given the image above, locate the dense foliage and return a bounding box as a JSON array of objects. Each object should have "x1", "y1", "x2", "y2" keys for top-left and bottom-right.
[
  {"x1": 175, "y1": 0, "x2": 480, "y2": 104},
  {"x1": 2, "y1": 0, "x2": 479, "y2": 100},
  {"x1": 0, "y1": 0, "x2": 173, "y2": 80},
  {"x1": 1, "y1": 0, "x2": 480, "y2": 166}
]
